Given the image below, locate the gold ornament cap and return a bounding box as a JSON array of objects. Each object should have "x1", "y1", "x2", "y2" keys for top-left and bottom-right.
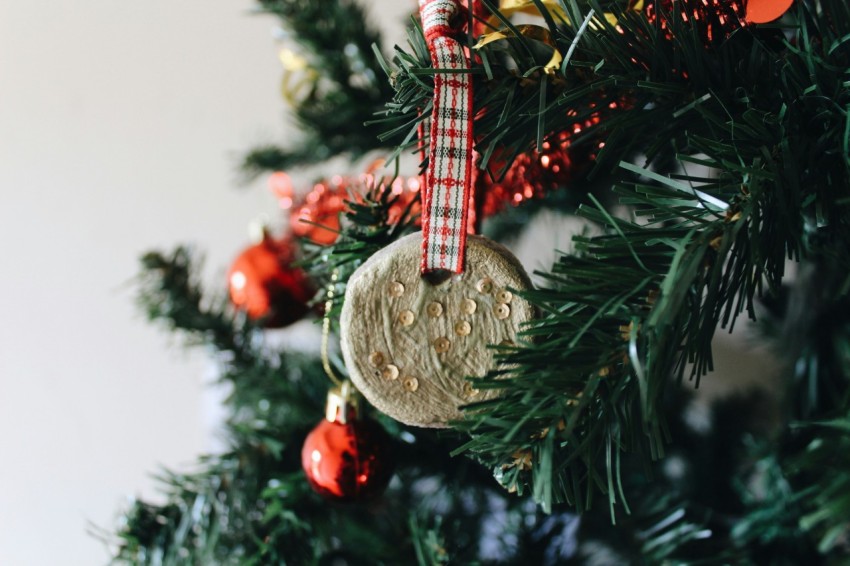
[{"x1": 325, "y1": 380, "x2": 361, "y2": 424}]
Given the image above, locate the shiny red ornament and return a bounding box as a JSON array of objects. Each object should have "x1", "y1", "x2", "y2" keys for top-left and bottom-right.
[
  {"x1": 268, "y1": 171, "x2": 295, "y2": 210},
  {"x1": 745, "y1": 0, "x2": 794, "y2": 24},
  {"x1": 301, "y1": 385, "x2": 394, "y2": 501},
  {"x1": 227, "y1": 233, "x2": 313, "y2": 327}
]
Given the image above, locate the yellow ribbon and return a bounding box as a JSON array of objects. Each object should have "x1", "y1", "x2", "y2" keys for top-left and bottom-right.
[
  {"x1": 476, "y1": 0, "x2": 645, "y2": 75},
  {"x1": 490, "y1": 0, "x2": 567, "y2": 22},
  {"x1": 474, "y1": 25, "x2": 562, "y2": 75},
  {"x1": 485, "y1": 0, "x2": 644, "y2": 31}
]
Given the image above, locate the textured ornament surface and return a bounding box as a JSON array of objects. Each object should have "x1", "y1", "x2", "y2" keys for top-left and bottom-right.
[{"x1": 341, "y1": 232, "x2": 534, "y2": 428}]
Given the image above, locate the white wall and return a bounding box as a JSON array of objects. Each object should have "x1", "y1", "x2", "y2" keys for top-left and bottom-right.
[{"x1": 0, "y1": 1, "x2": 406, "y2": 563}]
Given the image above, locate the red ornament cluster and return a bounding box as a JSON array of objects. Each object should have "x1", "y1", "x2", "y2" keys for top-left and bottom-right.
[
  {"x1": 290, "y1": 172, "x2": 421, "y2": 245},
  {"x1": 644, "y1": 0, "x2": 793, "y2": 42},
  {"x1": 271, "y1": 148, "x2": 590, "y2": 244}
]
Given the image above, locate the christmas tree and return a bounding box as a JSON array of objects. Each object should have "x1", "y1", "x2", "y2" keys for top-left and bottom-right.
[{"x1": 110, "y1": 0, "x2": 850, "y2": 563}]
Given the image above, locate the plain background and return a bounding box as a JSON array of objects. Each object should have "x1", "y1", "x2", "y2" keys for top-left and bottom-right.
[{"x1": 0, "y1": 1, "x2": 409, "y2": 564}]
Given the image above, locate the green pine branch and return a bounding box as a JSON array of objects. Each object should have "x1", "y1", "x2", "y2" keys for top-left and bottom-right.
[
  {"x1": 138, "y1": 248, "x2": 258, "y2": 368},
  {"x1": 378, "y1": 0, "x2": 850, "y2": 533}
]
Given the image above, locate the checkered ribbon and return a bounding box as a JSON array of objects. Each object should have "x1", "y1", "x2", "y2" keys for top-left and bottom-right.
[{"x1": 419, "y1": 0, "x2": 473, "y2": 275}]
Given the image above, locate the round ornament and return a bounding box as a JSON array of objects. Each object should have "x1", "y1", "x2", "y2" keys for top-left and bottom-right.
[
  {"x1": 301, "y1": 385, "x2": 395, "y2": 501},
  {"x1": 227, "y1": 234, "x2": 314, "y2": 327},
  {"x1": 745, "y1": 0, "x2": 794, "y2": 23},
  {"x1": 340, "y1": 232, "x2": 535, "y2": 428}
]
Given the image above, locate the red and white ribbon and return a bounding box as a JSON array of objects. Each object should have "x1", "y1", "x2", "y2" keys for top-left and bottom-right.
[{"x1": 419, "y1": 0, "x2": 474, "y2": 275}]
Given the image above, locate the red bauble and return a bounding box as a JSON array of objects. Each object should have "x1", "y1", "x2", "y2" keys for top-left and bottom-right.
[
  {"x1": 227, "y1": 233, "x2": 313, "y2": 327},
  {"x1": 745, "y1": 0, "x2": 793, "y2": 23},
  {"x1": 301, "y1": 386, "x2": 394, "y2": 501}
]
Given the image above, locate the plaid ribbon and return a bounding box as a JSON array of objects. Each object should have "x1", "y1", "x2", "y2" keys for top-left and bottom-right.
[{"x1": 419, "y1": 0, "x2": 473, "y2": 275}]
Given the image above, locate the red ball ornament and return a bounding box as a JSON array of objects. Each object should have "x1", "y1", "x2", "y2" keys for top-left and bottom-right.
[
  {"x1": 268, "y1": 171, "x2": 295, "y2": 210},
  {"x1": 227, "y1": 232, "x2": 314, "y2": 327},
  {"x1": 745, "y1": 0, "x2": 793, "y2": 24},
  {"x1": 301, "y1": 383, "x2": 394, "y2": 501}
]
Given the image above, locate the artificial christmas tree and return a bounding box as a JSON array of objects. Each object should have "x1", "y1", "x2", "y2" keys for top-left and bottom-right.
[{"x1": 111, "y1": 0, "x2": 850, "y2": 563}]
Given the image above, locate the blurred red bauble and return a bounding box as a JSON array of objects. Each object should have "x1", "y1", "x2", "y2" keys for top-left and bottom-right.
[
  {"x1": 291, "y1": 179, "x2": 347, "y2": 245},
  {"x1": 268, "y1": 171, "x2": 295, "y2": 210},
  {"x1": 301, "y1": 384, "x2": 394, "y2": 501},
  {"x1": 227, "y1": 233, "x2": 313, "y2": 327}
]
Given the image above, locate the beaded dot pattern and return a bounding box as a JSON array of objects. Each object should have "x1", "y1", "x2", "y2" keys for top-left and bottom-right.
[{"x1": 340, "y1": 232, "x2": 534, "y2": 428}]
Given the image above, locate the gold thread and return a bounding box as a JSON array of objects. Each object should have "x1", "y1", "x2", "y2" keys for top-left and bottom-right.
[{"x1": 321, "y1": 269, "x2": 343, "y2": 387}]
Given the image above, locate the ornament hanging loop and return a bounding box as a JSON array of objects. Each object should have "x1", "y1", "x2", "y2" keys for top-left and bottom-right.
[
  {"x1": 422, "y1": 268, "x2": 454, "y2": 286},
  {"x1": 422, "y1": 0, "x2": 469, "y2": 42}
]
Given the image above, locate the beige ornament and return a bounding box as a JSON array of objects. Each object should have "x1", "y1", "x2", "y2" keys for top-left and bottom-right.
[{"x1": 340, "y1": 232, "x2": 535, "y2": 428}]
